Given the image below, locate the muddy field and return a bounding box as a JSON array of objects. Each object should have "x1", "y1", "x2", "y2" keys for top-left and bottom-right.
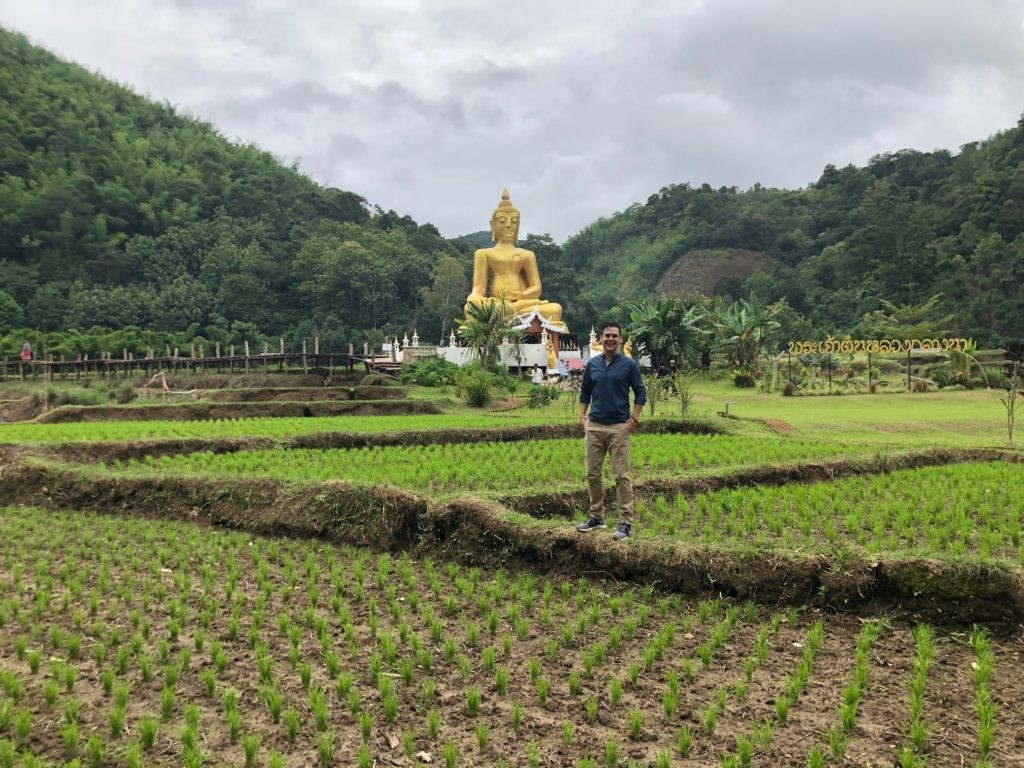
[{"x1": 1, "y1": 506, "x2": 1021, "y2": 768}]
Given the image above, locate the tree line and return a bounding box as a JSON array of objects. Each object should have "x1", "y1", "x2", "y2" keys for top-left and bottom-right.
[
  {"x1": 0, "y1": 28, "x2": 465, "y2": 358},
  {"x1": 1, "y1": 26, "x2": 1022, "y2": 358},
  {"x1": 557, "y1": 120, "x2": 1024, "y2": 347}
]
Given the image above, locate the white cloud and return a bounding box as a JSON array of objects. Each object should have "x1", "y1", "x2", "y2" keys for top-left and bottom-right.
[{"x1": 3, "y1": 0, "x2": 1023, "y2": 239}]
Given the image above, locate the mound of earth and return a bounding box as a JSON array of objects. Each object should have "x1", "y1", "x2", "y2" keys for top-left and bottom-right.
[
  {"x1": 202, "y1": 386, "x2": 406, "y2": 402},
  {"x1": 654, "y1": 248, "x2": 781, "y2": 297},
  {"x1": 33, "y1": 399, "x2": 440, "y2": 423}
]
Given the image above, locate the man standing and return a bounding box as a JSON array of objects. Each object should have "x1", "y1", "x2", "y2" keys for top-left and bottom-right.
[{"x1": 577, "y1": 322, "x2": 646, "y2": 541}]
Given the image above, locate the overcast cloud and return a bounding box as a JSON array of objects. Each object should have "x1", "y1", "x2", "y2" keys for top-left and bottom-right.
[{"x1": 3, "y1": 0, "x2": 1023, "y2": 240}]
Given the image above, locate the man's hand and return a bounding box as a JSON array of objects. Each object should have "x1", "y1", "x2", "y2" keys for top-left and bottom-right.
[
  {"x1": 626, "y1": 415, "x2": 639, "y2": 432},
  {"x1": 579, "y1": 413, "x2": 588, "y2": 430}
]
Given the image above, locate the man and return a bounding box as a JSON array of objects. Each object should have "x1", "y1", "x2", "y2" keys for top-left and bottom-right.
[{"x1": 577, "y1": 322, "x2": 646, "y2": 540}]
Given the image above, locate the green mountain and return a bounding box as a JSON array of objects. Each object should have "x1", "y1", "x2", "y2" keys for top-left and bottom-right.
[
  {"x1": 2, "y1": 26, "x2": 1021, "y2": 354},
  {"x1": 0, "y1": 27, "x2": 460, "y2": 356},
  {"x1": 558, "y1": 120, "x2": 1024, "y2": 345}
]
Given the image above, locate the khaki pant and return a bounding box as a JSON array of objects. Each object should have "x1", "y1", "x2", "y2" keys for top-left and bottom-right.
[{"x1": 584, "y1": 421, "x2": 633, "y2": 523}]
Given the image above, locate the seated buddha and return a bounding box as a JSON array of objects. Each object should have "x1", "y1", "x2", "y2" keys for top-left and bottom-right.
[{"x1": 464, "y1": 189, "x2": 566, "y2": 331}]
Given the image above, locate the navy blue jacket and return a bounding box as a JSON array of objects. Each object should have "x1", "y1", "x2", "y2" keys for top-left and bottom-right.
[{"x1": 580, "y1": 353, "x2": 646, "y2": 424}]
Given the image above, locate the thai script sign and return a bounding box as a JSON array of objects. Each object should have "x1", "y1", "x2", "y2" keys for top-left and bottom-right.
[{"x1": 786, "y1": 337, "x2": 970, "y2": 355}]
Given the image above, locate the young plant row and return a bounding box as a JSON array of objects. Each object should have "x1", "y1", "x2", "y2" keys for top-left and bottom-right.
[
  {"x1": 100, "y1": 434, "x2": 871, "y2": 493},
  {"x1": 634, "y1": 461, "x2": 1024, "y2": 562},
  {"x1": 804, "y1": 619, "x2": 886, "y2": 767},
  {"x1": 2, "y1": 506, "x2": 1017, "y2": 766},
  {"x1": 0, "y1": 412, "x2": 558, "y2": 445},
  {"x1": 0, "y1": 506, "x2": 760, "y2": 766}
]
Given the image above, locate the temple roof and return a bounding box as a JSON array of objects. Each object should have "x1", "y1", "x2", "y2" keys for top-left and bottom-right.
[{"x1": 511, "y1": 307, "x2": 568, "y2": 334}]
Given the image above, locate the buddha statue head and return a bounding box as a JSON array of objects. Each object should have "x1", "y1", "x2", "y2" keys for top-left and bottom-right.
[{"x1": 490, "y1": 188, "x2": 520, "y2": 244}]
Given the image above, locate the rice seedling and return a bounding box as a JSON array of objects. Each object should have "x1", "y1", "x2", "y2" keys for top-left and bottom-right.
[
  {"x1": 315, "y1": 730, "x2": 334, "y2": 767},
  {"x1": 466, "y1": 686, "x2": 481, "y2": 716},
  {"x1": 428, "y1": 709, "x2": 441, "y2": 740},
  {"x1": 60, "y1": 721, "x2": 78, "y2": 758},
  {"x1": 629, "y1": 708, "x2": 643, "y2": 740},
  {"x1": 604, "y1": 738, "x2": 618, "y2": 768},
  {"x1": 512, "y1": 702, "x2": 523, "y2": 732},
  {"x1": 242, "y1": 733, "x2": 261, "y2": 767},
  {"x1": 282, "y1": 707, "x2": 300, "y2": 743}
]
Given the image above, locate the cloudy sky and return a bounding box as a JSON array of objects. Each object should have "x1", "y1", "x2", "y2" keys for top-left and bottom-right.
[{"x1": 4, "y1": 0, "x2": 1024, "y2": 240}]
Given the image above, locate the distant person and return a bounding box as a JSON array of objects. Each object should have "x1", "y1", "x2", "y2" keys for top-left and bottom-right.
[
  {"x1": 576, "y1": 322, "x2": 646, "y2": 541},
  {"x1": 531, "y1": 363, "x2": 544, "y2": 385},
  {"x1": 20, "y1": 341, "x2": 31, "y2": 362},
  {"x1": 700, "y1": 346, "x2": 712, "y2": 372}
]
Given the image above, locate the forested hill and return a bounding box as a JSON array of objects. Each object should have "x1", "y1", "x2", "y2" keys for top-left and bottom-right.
[
  {"x1": 559, "y1": 117, "x2": 1024, "y2": 346},
  {"x1": 0, "y1": 28, "x2": 463, "y2": 355}
]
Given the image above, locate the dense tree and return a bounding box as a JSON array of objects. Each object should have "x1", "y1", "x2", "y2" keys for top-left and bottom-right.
[
  {"x1": 559, "y1": 117, "x2": 1024, "y2": 346},
  {"x1": 418, "y1": 255, "x2": 469, "y2": 345},
  {"x1": 3, "y1": 26, "x2": 1022, "y2": 351},
  {"x1": 0, "y1": 27, "x2": 459, "y2": 349}
]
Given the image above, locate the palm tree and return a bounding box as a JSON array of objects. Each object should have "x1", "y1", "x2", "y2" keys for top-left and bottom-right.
[
  {"x1": 711, "y1": 295, "x2": 785, "y2": 370},
  {"x1": 504, "y1": 328, "x2": 527, "y2": 377},
  {"x1": 625, "y1": 297, "x2": 707, "y2": 369},
  {"x1": 459, "y1": 300, "x2": 515, "y2": 371}
]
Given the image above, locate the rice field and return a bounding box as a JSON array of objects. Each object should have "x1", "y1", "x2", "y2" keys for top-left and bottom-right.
[
  {"x1": 0, "y1": 413, "x2": 564, "y2": 445},
  {"x1": 631, "y1": 461, "x2": 1024, "y2": 563},
  {"x1": 95, "y1": 434, "x2": 879, "y2": 494},
  {"x1": 1, "y1": 506, "x2": 1020, "y2": 768}
]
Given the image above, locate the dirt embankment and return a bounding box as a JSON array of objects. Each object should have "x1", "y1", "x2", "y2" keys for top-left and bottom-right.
[
  {"x1": 201, "y1": 386, "x2": 406, "y2": 402},
  {"x1": 32, "y1": 399, "x2": 440, "y2": 423},
  {"x1": 3, "y1": 449, "x2": 1022, "y2": 625}
]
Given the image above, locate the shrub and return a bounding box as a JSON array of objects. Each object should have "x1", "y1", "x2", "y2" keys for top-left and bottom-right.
[
  {"x1": 45, "y1": 385, "x2": 109, "y2": 407},
  {"x1": 732, "y1": 371, "x2": 756, "y2": 388},
  {"x1": 526, "y1": 386, "x2": 561, "y2": 409},
  {"x1": 113, "y1": 381, "x2": 137, "y2": 404},
  {"x1": 781, "y1": 381, "x2": 796, "y2": 397},
  {"x1": 453, "y1": 367, "x2": 506, "y2": 408},
  {"x1": 360, "y1": 374, "x2": 391, "y2": 387},
  {"x1": 399, "y1": 360, "x2": 459, "y2": 387}
]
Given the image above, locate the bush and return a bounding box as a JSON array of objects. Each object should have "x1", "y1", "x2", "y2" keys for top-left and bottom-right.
[
  {"x1": 526, "y1": 386, "x2": 561, "y2": 409},
  {"x1": 45, "y1": 385, "x2": 109, "y2": 407},
  {"x1": 112, "y1": 381, "x2": 137, "y2": 404},
  {"x1": 360, "y1": 374, "x2": 391, "y2": 387},
  {"x1": 781, "y1": 381, "x2": 796, "y2": 397},
  {"x1": 454, "y1": 368, "x2": 497, "y2": 408},
  {"x1": 732, "y1": 372, "x2": 756, "y2": 388},
  {"x1": 399, "y1": 360, "x2": 459, "y2": 387}
]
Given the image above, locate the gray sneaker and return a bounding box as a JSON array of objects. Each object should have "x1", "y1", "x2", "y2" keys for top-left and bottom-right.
[
  {"x1": 576, "y1": 516, "x2": 606, "y2": 532},
  {"x1": 612, "y1": 523, "x2": 632, "y2": 541}
]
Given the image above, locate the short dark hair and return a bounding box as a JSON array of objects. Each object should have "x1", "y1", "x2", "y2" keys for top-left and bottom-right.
[{"x1": 600, "y1": 322, "x2": 621, "y2": 335}]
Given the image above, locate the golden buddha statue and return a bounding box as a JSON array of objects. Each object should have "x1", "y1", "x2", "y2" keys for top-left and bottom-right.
[{"x1": 464, "y1": 189, "x2": 567, "y2": 332}]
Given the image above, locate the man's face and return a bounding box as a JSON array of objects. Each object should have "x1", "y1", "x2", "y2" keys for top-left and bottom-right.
[{"x1": 601, "y1": 326, "x2": 620, "y2": 354}]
